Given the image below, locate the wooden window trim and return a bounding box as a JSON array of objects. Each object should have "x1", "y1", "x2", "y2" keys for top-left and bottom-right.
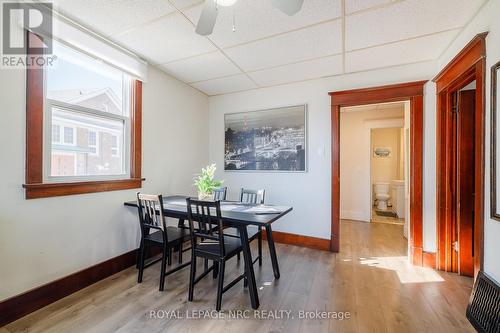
[{"x1": 22, "y1": 32, "x2": 144, "y2": 199}]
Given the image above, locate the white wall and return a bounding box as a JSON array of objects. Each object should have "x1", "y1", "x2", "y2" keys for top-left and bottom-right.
[
  {"x1": 208, "y1": 61, "x2": 435, "y2": 240},
  {"x1": 339, "y1": 108, "x2": 404, "y2": 222},
  {"x1": 435, "y1": 0, "x2": 500, "y2": 282},
  {"x1": 0, "y1": 66, "x2": 209, "y2": 301}
]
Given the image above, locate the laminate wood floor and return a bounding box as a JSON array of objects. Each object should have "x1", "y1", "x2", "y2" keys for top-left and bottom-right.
[{"x1": 4, "y1": 220, "x2": 475, "y2": 333}]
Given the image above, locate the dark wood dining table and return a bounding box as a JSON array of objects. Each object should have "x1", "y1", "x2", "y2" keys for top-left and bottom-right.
[{"x1": 124, "y1": 195, "x2": 293, "y2": 309}]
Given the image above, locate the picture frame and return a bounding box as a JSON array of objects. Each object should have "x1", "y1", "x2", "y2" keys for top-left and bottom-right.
[
  {"x1": 490, "y1": 61, "x2": 500, "y2": 221},
  {"x1": 224, "y1": 104, "x2": 307, "y2": 172}
]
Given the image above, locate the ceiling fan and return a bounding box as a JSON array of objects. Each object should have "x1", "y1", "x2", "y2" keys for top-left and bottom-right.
[{"x1": 195, "y1": 0, "x2": 304, "y2": 36}]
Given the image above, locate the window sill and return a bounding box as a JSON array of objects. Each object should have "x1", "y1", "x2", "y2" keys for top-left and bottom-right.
[{"x1": 22, "y1": 178, "x2": 145, "y2": 199}]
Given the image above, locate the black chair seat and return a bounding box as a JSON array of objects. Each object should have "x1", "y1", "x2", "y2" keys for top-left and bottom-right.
[
  {"x1": 195, "y1": 236, "x2": 242, "y2": 258},
  {"x1": 223, "y1": 226, "x2": 261, "y2": 241},
  {"x1": 145, "y1": 227, "x2": 189, "y2": 244}
]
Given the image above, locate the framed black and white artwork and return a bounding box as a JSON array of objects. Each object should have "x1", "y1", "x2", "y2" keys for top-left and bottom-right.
[{"x1": 224, "y1": 105, "x2": 307, "y2": 172}]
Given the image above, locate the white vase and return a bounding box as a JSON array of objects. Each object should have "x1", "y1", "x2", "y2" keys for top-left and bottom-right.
[{"x1": 197, "y1": 192, "x2": 212, "y2": 200}]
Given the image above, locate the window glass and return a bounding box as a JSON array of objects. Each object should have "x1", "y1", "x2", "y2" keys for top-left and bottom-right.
[
  {"x1": 47, "y1": 41, "x2": 128, "y2": 116},
  {"x1": 50, "y1": 107, "x2": 125, "y2": 177}
]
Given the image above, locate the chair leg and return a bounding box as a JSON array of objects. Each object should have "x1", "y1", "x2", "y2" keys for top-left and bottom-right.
[
  {"x1": 188, "y1": 256, "x2": 196, "y2": 302},
  {"x1": 168, "y1": 248, "x2": 172, "y2": 266},
  {"x1": 178, "y1": 242, "x2": 183, "y2": 264},
  {"x1": 213, "y1": 261, "x2": 219, "y2": 279},
  {"x1": 136, "y1": 242, "x2": 142, "y2": 269},
  {"x1": 204, "y1": 258, "x2": 208, "y2": 272},
  {"x1": 137, "y1": 241, "x2": 146, "y2": 283},
  {"x1": 243, "y1": 251, "x2": 248, "y2": 287},
  {"x1": 237, "y1": 253, "x2": 241, "y2": 261},
  {"x1": 258, "y1": 230, "x2": 263, "y2": 266},
  {"x1": 159, "y1": 246, "x2": 168, "y2": 291},
  {"x1": 216, "y1": 260, "x2": 225, "y2": 311}
]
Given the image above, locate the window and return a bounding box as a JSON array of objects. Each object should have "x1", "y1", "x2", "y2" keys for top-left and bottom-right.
[
  {"x1": 111, "y1": 134, "x2": 120, "y2": 157},
  {"x1": 52, "y1": 124, "x2": 60, "y2": 143},
  {"x1": 88, "y1": 130, "x2": 99, "y2": 156},
  {"x1": 23, "y1": 32, "x2": 143, "y2": 199},
  {"x1": 63, "y1": 126, "x2": 76, "y2": 145},
  {"x1": 45, "y1": 41, "x2": 130, "y2": 180}
]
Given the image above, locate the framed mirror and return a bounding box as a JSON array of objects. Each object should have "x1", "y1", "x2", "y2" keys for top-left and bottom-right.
[{"x1": 491, "y1": 61, "x2": 500, "y2": 220}]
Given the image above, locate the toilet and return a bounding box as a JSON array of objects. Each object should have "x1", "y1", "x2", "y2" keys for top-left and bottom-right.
[{"x1": 374, "y1": 182, "x2": 390, "y2": 210}]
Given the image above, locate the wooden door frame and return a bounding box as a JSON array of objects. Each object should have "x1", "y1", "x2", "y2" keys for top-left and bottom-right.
[
  {"x1": 433, "y1": 33, "x2": 487, "y2": 278},
  {"x1": 329, "y1": 81, "x2": 427, "y2": 266}
]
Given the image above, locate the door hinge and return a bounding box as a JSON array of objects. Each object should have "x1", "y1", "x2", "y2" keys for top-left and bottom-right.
[{"x1": 453, "y1": 240, "x2": 459, "y2": 253}]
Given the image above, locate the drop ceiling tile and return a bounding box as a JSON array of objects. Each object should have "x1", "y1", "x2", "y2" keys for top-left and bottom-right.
[
  {"x1": 346, "y1": 0, "x2": 485, "y2": 51},
  {"x1": 113, "y1": 13, "x2": 216, "y2": 64},
  {"x1": 224, "y1": 20, "x2": 342, "y2": 71},
  {"x1": 191, "y1": 74, "x2": 257, "y2": 95},
  {"x1": 183, "y1": 0, "x2": 341, "y2": 48},
  {"x1": 53, "y1": 0, "x2": 175, "y2": 37},
  {"x1": 248, "y1": 55, "x2": 343, "y2": 87},
  {"x1": 159, "y1": 51, "x2": 241, "y2": 83},
  {"x1": 346, "y1": 29, "x2": 459, "y2": 73},
  {"x1": 169, "y1": 0, "x2": 203, "y2": 9},
  {"x1": 345, "y1": 0, "x2": 396, "y2": 14}
]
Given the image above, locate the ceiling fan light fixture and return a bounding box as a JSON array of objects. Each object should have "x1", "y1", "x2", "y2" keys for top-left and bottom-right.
[{"x1": 216, "y1": 0, "x2": 237, "y2": 7}]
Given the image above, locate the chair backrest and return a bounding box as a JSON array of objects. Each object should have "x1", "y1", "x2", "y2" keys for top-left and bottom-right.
[
  {"x1": 186, "y1": 198, "x2": 226, "y2": 256},
  {"x1": 213, "y1": 187, "x2": 227, "y2": 201},
  {"x1": 240, "y1": 188, "x2": 266, "y2": 204},
  {"x1": 137, "y1": 193, "x2": 167, "y2": 241}
]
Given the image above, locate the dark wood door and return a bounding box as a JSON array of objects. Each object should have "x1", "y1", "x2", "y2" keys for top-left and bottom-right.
[{"x1": 457, "y1": 89, "x2": 476, "y2": 277}]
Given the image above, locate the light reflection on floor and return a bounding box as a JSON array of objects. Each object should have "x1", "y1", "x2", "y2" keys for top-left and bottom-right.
[{"x1": 359, "y1": 256, "x2": 445, "y2": 284}]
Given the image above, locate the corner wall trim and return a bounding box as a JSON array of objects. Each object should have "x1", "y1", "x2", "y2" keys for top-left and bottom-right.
[
  {"x1": 0, "y1": 248, "x2": 143, "y2": 327},
  {"x1": 262, "y1": 230, "x2": 330, "y2": 251}
]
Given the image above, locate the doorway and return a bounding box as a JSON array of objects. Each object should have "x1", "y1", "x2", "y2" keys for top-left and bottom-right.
[
  {"x1": 434, "y1": 33, "x2": 487, "y2": 278},
  {"x1": 329, "y1": 81, "x2": 427, "y2": 266},
  {"x1": 371, "y1": 127, "x2": 406, "y2": 226},
  {"x1": 338, "y1": 102, "x2": 408, "y2": 229}
]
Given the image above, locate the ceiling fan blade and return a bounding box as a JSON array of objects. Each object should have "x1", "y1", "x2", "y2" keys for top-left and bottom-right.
[
  {"x1": 195, "y1": 0, "x2": 218, "y2": 36},
  {"x1": 271, "y1": 0, "x2": 304, "y2": 16}
]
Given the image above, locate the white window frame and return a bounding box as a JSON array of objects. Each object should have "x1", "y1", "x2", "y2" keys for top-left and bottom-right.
[
  {"x1": 44, "y1": 100, "x2": 131, "y2": 183},
  {"x1": 88, "y1": 130, "x2": 99, "y2": 156}
]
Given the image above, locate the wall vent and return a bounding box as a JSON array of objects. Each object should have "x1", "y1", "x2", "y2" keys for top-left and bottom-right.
[{"x1": 466, "y1": 271, "x2": 500, "y2": 333}]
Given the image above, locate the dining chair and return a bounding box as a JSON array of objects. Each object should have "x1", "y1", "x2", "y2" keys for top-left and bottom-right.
[
  {"x1": 226, "y1": 188, "x2": 265, "y2": 266},
  {"x1": 213, "y1": 187, "x2": 227, "y2": 201},
  {"x1": 186, "y1": 198, "x2": 247, "y2": 311},
  {"x1": 240, "y1": 188, "x2": 266, "y2": 205},
  {"x1": 177, "y1": 188, "x2": 227, "y2": 231},
  {"x1": 136, "y1": 193, "x2": 191, "y2": 291}
]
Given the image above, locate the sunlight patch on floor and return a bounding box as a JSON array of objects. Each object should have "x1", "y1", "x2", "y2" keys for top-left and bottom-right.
[{"x1": 359, "y1": 256, "x2": 445, "y2": 284}]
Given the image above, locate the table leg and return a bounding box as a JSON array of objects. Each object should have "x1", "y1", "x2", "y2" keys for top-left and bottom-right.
[
  {"x1": 239, "y1": 225, "x2": 259, "y2": 309},
  {"x1": 265, "y1": 224, "x2": 280, "y2": 279}
]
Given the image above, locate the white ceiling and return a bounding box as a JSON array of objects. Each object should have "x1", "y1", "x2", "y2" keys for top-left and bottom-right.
[{"x1": 52, "y1": 0, "x2": 486, "y2": 96}]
